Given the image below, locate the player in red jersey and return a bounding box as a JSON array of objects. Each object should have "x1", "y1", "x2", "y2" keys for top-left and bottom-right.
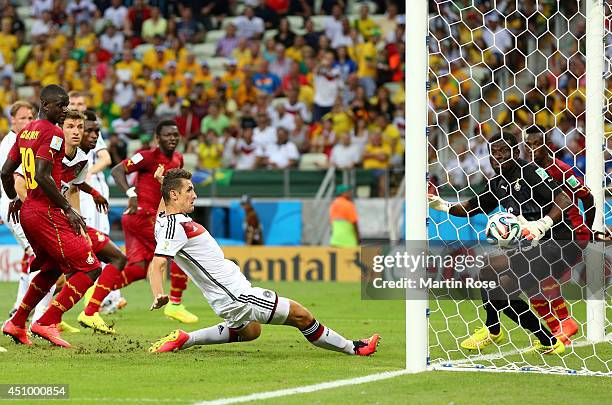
[
  {"x1": 1, "y1": 85, "x2": 102, "y2": 348},
  {"x1": 82, "y1": 120, "x2": 198, "y2": 330},
  {"x1": 523, "y1": 126, "x2": 593, "y2": 344}
]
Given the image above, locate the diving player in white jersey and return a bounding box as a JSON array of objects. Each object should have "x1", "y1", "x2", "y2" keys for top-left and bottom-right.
[
  {"x1": 148, "y1": 169, "x2": 380, "y2": 355},
  {"x1": 0, "y1": 101, "x2": 35, "y2": 318}
]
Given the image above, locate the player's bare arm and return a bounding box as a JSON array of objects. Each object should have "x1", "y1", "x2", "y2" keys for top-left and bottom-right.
[
  {"x1": 77, "y1": 181, "x2": 109, "y2": 213},
  {"x1": 428, "y1": 193, "x2": 479, "y2": 217},
  {"x1": 148, "y1": 255, "x2": 169, "y2": 310},
  {"x1": 88, "y1": 149, "x2": 111, "y2": 177},
  {"x1": 111, "y1": 162, "x2": 138, "y2": 214}
]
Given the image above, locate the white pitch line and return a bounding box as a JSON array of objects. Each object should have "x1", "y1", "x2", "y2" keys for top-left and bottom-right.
[{"x1": 194, "y1": 369, "x2": 410, "y2": 405}]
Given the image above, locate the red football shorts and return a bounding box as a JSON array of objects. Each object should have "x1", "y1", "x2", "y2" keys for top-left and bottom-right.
[
  {"x1": 86, "y1": 226, "x2": 111, "y2": 254},
  {"x1": 21, "y1": 205, "x2": 100, "y2": 274},
  {"x1": 122, "y1": 209, "x2": 156, "y2": 265}
]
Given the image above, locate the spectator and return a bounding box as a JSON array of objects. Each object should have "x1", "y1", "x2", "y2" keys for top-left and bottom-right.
[
  {"x1": 115, "y1": 49, "x2": 143, "y2": 82},
  {"x1": 235, "y1": 6, "x2": 265, "y2": 40},
  {"x1": 323, "y1": 3, "x2": 343, "y2": 42},
  {"x1": 177, "y1": 6, "x2": 204, "y2": 44},
  {"x1": 234, "y1": 126, "x2": 259, "y2": 170},
  {"x1": 312, "y1": 51, "x2": 342, "y2": 122},
  {"x1": 175, "y1": 100, "x2": 201, "y2": 142},
  {"x1": 281, "y1": 60, "x2": 308, "y2": 94},
  {"x1": 310, "y1": 117, "x2": 335, "y2": 155},
  {"x1": 362, "y1": 132, "x2": 390, "y2": 196},
  {"x1": 111, "y1": 106, "x2": 140, "y2": 141},
  {"x1": 274, "y1": 17, "x2": 296, "y2": 48},
  {"x1": 30, "y1": 11, "x2": 54, "y2": 39},
  {"x1": 221, "y1": 59, "x2": 244, "y2": 100},
  {"x1": 32, "y1": 0, "x2": 54, "y2": 18},
  {"x1": 482, "y1": 14, "x2": 512, "y2": 65},
  {"x1": 253, "y1": 60, "x2": 281, "y2": 96},
  {"x1": 354, "y1": 3, "x2": 378, "y2": 38},
  {"x1": 286, "y1": 34, "x2": 306, "y2": 62},
  {"x1": 114, "y1": 70, "x2": 135, "y2": 107},
  {"x1": 240, "y1": 195, "x2": 264, "y2": 245},
  {"x1": 256, "y1": 126, "x2": 299, "y2": 168},
  {"x1": 103, "y1": 0, "x2": 128, "y2": 30},
  {"x1": 289, "y1": 114, "x2": 309, "y2": 153},
  {"x1": 0, "y1": 19, "x2": 17, "y2": 68},
  {"x1": 282, "y1": 86, "x2": 310, "y2": 122},
  {"x1": 197, "y1": 130, "x2": 224, "y2": 170},
  {"x1": 303, "y1": 17, "x2": 322, "y2": 51},
  {"x1": 334, "y1": 45, "x2": 357, "y2": 82},
  {"x1": 100, "y1": 23, "x2": 125, "y2": 56},
  {"x1": 216, "y1": 23, "x2": 239, "y2": 58},
  {"x1": 354, "y1": 28, "x2": 380, "y2": 98},
  {"x1": 329, "y1": 184, "x2": 360, "y2": 247},
  {"x1": 235, "y1": 74, "x2": 259, "y2": 108},
  {"x1": 108, "y1": 132, "x2": 127, "y2": 166},
  {"x1": 126, "y1": 0, "x2": 152, "y2": 39},
  {"x1": 139, "y1": 102, "x2": 158, "y2": 137},
  {"x1": 379, "y1": 3, "x2": 399, "y2": 42},
  {"x1": 155, "y1": 90, "x2": 181, "y2": 120},
  {"x1": 24, "y1": 47, "x2": 54, "y2": 84},
  {"x1": 253, "y1": 111, "x2": 277, "y2": 148},
  {"x1": 331, "y1": 17, "x2": 353, "y2": 49},
  {"x1": 269, "y1": 44, "x2": 292, "y2": 80},
  {"x1": 330, "y1": 132, "x2": 360, "y2": 169},
  {"x1": 142, "y1": 7, "x2": 167, "y2": 42},
  {"x1": 66, "y1": 0, "x2": 97, "y2": 24},
  {"x1": 97, "y1": 88, "x2": 121, "y2": 130},
  {"x1": 323, "y1": 97, "x2": 354, "y2": 135},
  {"x1": 200, "y1": 101, "x2": 230, "y2": 136}
]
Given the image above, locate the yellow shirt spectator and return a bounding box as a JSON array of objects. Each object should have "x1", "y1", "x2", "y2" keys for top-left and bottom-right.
[
  {"x1": 354, "y1": 17, "x2": 378, "y2": 39},
  {"x1": 115, "y1": 60, "x2": 143, "y2": 81},
  {"x1": 221, "y1": 68, "x2": 244, "y2": 99},
  {"x1": 354, "y1": 41, "x2": 377, "y2": 79},
  {"x1": 25, "y1": 59, "x2": 54, "y2": 83},
  {"x1": 363, "y1": 141, "x2": 391, "y2": 169},
  {"x1": 0, "y1": 31, "x2": 17, "y2": 65},
  {"x1": 198, "y1": 141, "x2": 224, "y2": 169},
  {"x1": 75, "y1": 33, "x2": 96, "y2": 53},
  {"x1": 323, "y1": 110, "x2": 354, "y2": 135}
]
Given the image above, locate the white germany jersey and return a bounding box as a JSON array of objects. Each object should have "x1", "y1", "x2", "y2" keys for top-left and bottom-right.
[
  {"x1": 154, "y1": 213, "x2": 252, "y2": 308},
  {"x1": 61, "y1": 148, "x2": 89, "y2": 195},
  {"x1": 0, "y1": 130, "x2": 17, "y2": 219}
]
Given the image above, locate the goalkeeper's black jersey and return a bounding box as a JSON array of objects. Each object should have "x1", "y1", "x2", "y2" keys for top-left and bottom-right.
[{"x1": 467, "y1": 159, "x2": 573, "y2": 240}]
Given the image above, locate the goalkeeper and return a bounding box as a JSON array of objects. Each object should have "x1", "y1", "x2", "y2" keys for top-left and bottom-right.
[{"x1": 429, "y1": 133, "x2": 580, "y2": 354}]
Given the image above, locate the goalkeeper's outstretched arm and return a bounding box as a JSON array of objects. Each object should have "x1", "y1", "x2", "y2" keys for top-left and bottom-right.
[{"x1": 428, "y1": 190, "x2": 497, "y2": 217}]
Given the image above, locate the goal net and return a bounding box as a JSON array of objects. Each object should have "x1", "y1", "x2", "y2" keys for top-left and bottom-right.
[{"x1": 420, "y1": 0, "x2": 611, "y2": 376}]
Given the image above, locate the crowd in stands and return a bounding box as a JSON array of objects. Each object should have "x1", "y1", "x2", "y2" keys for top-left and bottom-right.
[
  {"x1": 428, "y1": 1, "x2": 612, "y2": 190},
  {"x1": 0, "y1": 0, "x2": 406, "y2": 195}
]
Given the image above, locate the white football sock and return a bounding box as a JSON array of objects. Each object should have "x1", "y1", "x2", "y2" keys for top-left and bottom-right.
[
  {"x1": 13, "y1": 272, "x2": 30, "y2": 311},
  {"x1": 184, "y1": 323, "x2": 233, "y2": 348},
  {"x1": 32, "y1": 284, "x2": 56, "y2": 324},
  {"x1": 301, "y1": 320, "x2": 354, "y2": 354}
]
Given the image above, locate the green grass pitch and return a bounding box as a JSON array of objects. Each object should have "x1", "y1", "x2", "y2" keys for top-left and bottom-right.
[{"x1": 0, "y1": 281, "x2": 609, "y2": 404}]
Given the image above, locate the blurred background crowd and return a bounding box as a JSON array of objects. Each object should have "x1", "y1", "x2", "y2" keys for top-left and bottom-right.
[{"x1": 0, "y1": 0, "x2": 406, "y2": 196}]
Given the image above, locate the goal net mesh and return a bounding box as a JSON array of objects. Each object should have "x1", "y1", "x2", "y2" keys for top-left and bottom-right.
[{"x1": 426, "y1": 0, "x2": 611, "y2": 375}]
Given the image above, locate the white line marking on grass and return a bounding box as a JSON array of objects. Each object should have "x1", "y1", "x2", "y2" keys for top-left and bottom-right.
[{"x1": 195, "y1": 370, "x2": 410, "y2": 405}]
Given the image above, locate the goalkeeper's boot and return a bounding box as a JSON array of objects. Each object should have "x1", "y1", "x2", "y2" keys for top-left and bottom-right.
[
  {"x1": 528, "y1": 338, "x2": 565, "y2": 355},
  {"x1": 149, "y1": 329, "x2": 189, "y2": 353},
  {"x1": 58, "y1": 321, "x2": 80, "y2": 334},
  {"x1": 2, "y1": 320, "x2": 32, "y2": 346},
  {"x1": 30, "y1": 322, "x2": 71, "y2": 348},
  {"x1": 354, "y1": 334, "x2": 380, "y2": 356},
  {"x1": 553, "y1": 318, "x2": 578, "y2": 345},
  {"x1": 77, "y1": 311, "x2": 116, "y2": 334},
  {"x1": 164, "y1": 304, "x2": 198, "y2": 324},
  {"x1": 460, "y1": 326, "x2": 504, "y2": 350}
]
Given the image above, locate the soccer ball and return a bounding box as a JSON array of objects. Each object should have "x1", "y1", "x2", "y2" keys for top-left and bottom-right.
[{"x1": 485, "y1": 212, "x2": 521, "y2": 247}]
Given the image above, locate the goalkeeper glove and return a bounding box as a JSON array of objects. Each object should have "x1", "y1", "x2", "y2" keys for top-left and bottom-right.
[
  {"x1": 428, "y1": 194, "x2": 451, "y2": 213},
  {"x1": 518, "y1": 215, "x2": 554, "y2": 245}
]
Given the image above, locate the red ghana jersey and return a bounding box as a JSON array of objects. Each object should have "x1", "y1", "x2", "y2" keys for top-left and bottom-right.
[
  {"x1": 122, "y1": 147, "x2": 183, "y2": 213},
  {"x1": 545, "y1": 158, "x2": 591, "y2": 239},
  {"x1": 7, "y1": 120, "x2": 65, "y2": 208}
]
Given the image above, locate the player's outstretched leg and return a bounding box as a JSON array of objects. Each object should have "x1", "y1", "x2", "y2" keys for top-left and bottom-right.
[
  {"x1": 150, "y1": 298, "x2": 379, "y2": 356},
  {"x1": 32, "y1": 268, "x2": 102, "y2": 348},
  {"x1": 530, "y1": 277, "x2": 577, "y2": 345},
  {"x1": 164, "y1": 262, "x2": 198, "y2": 324}
]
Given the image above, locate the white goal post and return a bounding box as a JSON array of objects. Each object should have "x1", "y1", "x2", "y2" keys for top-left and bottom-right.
[{"x1": 405, "y1": 0, "x2": 609, "y2": 376}]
